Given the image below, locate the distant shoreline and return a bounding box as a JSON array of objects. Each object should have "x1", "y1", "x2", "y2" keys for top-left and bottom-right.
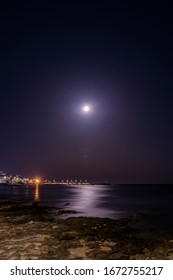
[{"x1": 0, "y1": 182, "x2": 112, "y2": 186}]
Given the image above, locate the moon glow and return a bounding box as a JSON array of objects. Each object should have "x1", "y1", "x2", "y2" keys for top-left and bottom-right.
[{"x1": 82, "y1": 105, "x2": 90, "y2": 113}]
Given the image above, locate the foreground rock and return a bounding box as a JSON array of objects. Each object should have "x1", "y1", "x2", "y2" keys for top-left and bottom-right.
[{"x1": 0, "y1": 198, "x2": 173, "y2": 259}]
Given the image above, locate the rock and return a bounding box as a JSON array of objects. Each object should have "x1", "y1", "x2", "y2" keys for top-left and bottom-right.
[
  {"x1": 60, "y1": 231, "x2": 77, "y2": 240},
  {"x1": 144, "y1": 248, "x2": 150, "y2": 253},
  {"x1": 1, "y1": 201, "x2": 173, "y2": 260},
  {"x1": 52, "y1": 225, "x2": 58, "y2": 229}
]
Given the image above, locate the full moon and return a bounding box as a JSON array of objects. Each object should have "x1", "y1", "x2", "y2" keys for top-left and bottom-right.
[{"x1": 82, "y1": 105, "x2": 90, "y2": 113}]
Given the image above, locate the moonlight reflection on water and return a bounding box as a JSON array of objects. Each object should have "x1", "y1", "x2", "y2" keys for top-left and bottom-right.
[{"x1": 63, "y1": 185, "x2": 116, "y2": 218}]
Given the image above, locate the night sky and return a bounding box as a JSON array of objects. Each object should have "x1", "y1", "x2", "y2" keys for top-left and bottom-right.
[{"x1": 0, "y1": 2, "x2": 173, "y2": 183}]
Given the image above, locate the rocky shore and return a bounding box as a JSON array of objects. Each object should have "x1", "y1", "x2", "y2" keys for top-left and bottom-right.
[{"x1": 0, "y1": 197, "x2": 173, "y2": 260}]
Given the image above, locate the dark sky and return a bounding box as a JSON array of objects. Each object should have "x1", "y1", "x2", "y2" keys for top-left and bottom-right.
[{"x1": 0, "y1": 2, "x2": 173, "y2": 183}]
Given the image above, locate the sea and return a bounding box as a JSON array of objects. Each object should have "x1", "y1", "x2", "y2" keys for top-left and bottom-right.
[{"x1": 0, "y1": 184, "x2": 173, "y2": 224}]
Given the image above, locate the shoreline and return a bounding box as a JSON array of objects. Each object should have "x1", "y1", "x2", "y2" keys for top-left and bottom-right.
[{"x1": 0, "y1": 197, "x2": 173, "y2": 260}]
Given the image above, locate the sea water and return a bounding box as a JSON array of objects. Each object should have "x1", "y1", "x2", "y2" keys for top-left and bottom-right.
[{"x1": 0, "y1": 184, "x2": 173, "y2": 222}]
